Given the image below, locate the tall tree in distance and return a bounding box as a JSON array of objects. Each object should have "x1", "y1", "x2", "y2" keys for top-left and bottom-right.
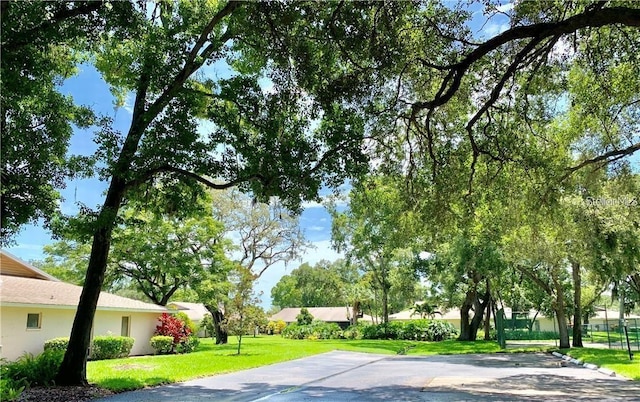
[
  {"x1": 331, "y1": 177, "x2": 420, "y2": 323},
  {"x1": 270, "y1": 259, "x2": 356, "y2": 309},
  {"x1": 202, "y1": 189, "x2": 308, "y2": 344}
]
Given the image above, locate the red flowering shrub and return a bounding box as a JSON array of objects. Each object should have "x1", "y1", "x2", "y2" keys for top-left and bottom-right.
[{"x1": 154, "y1": 313, "x2": 191, "y2": 351}]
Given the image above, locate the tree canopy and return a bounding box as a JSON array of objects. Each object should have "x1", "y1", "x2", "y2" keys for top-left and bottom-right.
[{"x1": 5, "y1": 0, "x2": 640, "y2": 384}]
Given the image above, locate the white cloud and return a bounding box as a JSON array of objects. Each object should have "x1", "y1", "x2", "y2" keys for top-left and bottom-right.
[
  {"x1": 308, "y1": 225, "x2": 325, "y2": 232},
  {"x1": 496, "y1": 3, "x2": 514, "y2": 13},
  {"x1": 482, "y1": 21, "x2": 510, "y2": 37}
]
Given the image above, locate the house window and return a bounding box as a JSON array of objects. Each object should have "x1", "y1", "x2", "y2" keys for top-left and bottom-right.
[
  {"x1": 121, "y1": 316, "x2": 130, "y2": 337},
  {"x1": 26, "y1": 313, "x2": 41, "y2": 330}
]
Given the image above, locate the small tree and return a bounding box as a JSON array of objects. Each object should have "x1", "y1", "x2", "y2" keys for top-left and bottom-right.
[
  {"x1": 296, "y1": 308, "x2": 314, "y2": 326},
  {"x1": 224, "y1": 267, "x2": 260, "y2": 355}
]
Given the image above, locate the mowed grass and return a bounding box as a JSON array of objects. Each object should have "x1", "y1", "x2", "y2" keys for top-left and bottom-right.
[
  {"x1": 88, "y1": 336, "x2": 335, "y2": 391},
  {"x1": 87, "y1": 336, "x2": 549, "y2": 392},
  {"x1": 559, "y1": 347, "x2": 640, "y2": 380}
]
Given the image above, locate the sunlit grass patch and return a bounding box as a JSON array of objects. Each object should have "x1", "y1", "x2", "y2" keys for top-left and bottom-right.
[{"x1": 559, "y1": 347, "x2": 640, "y2": 381}]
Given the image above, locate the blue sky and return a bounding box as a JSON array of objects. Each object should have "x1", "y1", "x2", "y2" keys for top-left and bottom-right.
[{"x1": 6, "y1": 2, "x2": 515, "y2": 307}]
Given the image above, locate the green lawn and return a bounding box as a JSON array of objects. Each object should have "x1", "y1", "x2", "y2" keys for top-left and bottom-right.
[
  {"x1": 87, "y1": 336, "x2": 547, "y2": 392},
  {"x1": 559, "y1": 347, "x2": 640, "y2": 381}
]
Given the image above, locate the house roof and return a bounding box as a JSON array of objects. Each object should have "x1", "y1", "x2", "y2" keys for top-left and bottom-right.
[
  {"x1": 0, "y1": 275, "x2": 166, "y2": 313},
  {"x1": 0, "y1": 250, "x2": 59, "y2": 281},
  {"x1": 271, "y1": 307, "x2": 355, "y2": 323},
  {"x1": 167, "y1": 302, "x2": 210, "y2": 321}
]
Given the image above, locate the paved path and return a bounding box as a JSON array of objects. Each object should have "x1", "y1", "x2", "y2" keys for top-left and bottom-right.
[{"x1": 96, "y1": 351, "x2": 640, "y2": 401}]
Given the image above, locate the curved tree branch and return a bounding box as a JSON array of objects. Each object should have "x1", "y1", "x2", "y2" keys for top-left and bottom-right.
[{"x1": 412, "y1": 7, "x2": 640, "y2": 113}]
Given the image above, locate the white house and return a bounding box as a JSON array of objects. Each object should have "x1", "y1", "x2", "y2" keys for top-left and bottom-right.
[
  {"x1": 167, "y1": 301, "x2": 210, "y2": 337},
  {"x1": 0, "y1": 250, "x2": 166, "y2": 361}
]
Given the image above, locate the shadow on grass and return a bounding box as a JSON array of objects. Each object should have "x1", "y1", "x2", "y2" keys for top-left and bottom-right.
[{"x1": 96, "y1": 376, "x2": 173, "y2": 392}]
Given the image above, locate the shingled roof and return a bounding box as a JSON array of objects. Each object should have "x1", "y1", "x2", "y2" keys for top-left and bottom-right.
[
  {"x1": 167, "y1": 302, "x2": 210, "y2": 321},
  {"x1": 0, "y1": 275, "x2": 166, "y2": 313}
]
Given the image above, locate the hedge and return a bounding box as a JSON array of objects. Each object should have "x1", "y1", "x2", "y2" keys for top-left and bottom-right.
[{"x1": 90, "y1": 336, "x2": 134, "y2": 360}]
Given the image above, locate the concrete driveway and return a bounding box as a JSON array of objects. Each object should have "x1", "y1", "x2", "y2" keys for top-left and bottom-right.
[{"x1": 96, "y1": 351, "x2": 640, "y2": 401}]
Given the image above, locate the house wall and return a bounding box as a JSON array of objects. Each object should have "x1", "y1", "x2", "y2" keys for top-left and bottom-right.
[{"x1": 0, "y1": 306, "x2": 161, "y2": 361}]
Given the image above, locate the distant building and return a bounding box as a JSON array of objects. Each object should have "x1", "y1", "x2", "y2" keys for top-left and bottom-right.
[{"x1": 270, "y1": 307, "x2": 372, "y2": 329}]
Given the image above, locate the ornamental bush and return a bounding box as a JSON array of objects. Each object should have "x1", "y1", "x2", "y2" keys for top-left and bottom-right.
[
  {"x1": 176, "y1": 336, "x2": 200, "y2": 354},
  {"x1": 155, "y1": 312, "x2": 192, "y2": 345},
  {"x1": 90, "y1": 336, "x2": 134, "y2": 360},
  {"x1": 267, "y1": 320, "x2": 286, "y2": 334},
  {"x1": 43, "y1": 337, "x2": 69, "y2": 353},
  {"x1": 361, "y1": 320, "x2": 457, "y2": 341},
  {"x1": 154, "y1": 313, "x2": 198, "y2": 353},
  {"x1": 150, "y1": 335, "x2": 174, "y2": 354}
]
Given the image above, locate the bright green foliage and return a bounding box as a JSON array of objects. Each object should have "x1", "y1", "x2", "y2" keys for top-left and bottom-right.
[
  {"x1": 109, "y1": 201, "x2": 229, "y2": 306},
  {"x1": 296, "y1": 308, "x2": 314, "y2": 326},
  {"x1": 267, "y1": 320, "x2": 287, "y2": 335},
  {"x1": 271, "y1": 260, "x2": 357, "y2": 308},
  {"x1": 281, "y1": 321, "x2": 343, "y2": 340},
  {"x1": 361, "y1": 320, "x2": 457, "y2": 342},
  {"x1": 34, "y1": 243, "x2": 92, "y2": 286},
  {"x1": 150, "y1": 336, "x2": 174, "y2": 355},
  {"x1": 330, "y1": 177, "x2": 422, "y2": 324},
  {"x1": 1, "y1": 350, "x2": 64, "y2": 389},
  {"x1": 44, "y1": 337, "x2": 70, "y2": 353},
  {"x1": 176, "y1": 336, "x2": 200, "y2": 354},
  {"x1": 0, "y1": 1, "x2": 135, "y2": 244},
  {"x1": 0, "y1": 376, "x2": 24, "y2": 402},
  {"x1": 90, "y1": 336, "x2": 134, "y2": 360},
  {"x1": 224, "y1": 267, "x2": 261, "y2": 354},
  {"x1": 174, "y1": 312, "x2": 198, "y2": 335}
]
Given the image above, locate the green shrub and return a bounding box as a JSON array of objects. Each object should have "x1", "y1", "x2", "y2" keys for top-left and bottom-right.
[
  {"x1": 1, "y1": 350, "x2": 64, "y2": 389},
  {"x1": 281, "y1": 320, "x2": 343, "y2": 340},
  {"x1": 361, "y1": 320, "x2": 457, "y2": 341},
  {"x1": 200, "y1": 314, "x2": 214, "y2": 337},
  {"x1": 150, "y1": 335, "x2": 174, "y2": 354},
  {"x1": 175, "y1": 312, "x2": 198, "y2": 334},
  {"x1": 343, "y1": 324, "x2": 364, "y2": 339},
  {"x1": 425, "y1": 320, "x2": 457, "y2": 341},
  {"x1": 90, "y1": 336, "x2": 134, "y2": 360},
  {"x1": 0, "y1": 377, "x2": 25, "y2": 402},
  {"x1": 176, "y1": 336, "x2": 200, "y2": 354},
  {"x1": 44, "y1": 337, "x2": 69, "y2": 353},
  {"x1": 267, "y1": 320, "x2": 287, "y2": 334},
  {"x1": 296, "y1": 308, "x2": 314, "y2": 325}
]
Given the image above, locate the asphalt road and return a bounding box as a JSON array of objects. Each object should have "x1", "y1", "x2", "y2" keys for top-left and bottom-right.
[{"x1": 96, "y1": 351, "x2": 640, "y2": 401}]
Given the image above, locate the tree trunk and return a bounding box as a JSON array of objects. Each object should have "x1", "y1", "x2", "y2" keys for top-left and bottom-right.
[
  {"x1": 381, "y1": 285, "x2": 389, "y2": 324},
  {"x1": 554, "y1": 278, "x2": 570, "y2": 349},
  {"x1": 458, "y1": 290, "x2": 475, "y2": 341},
  {"x1": 211, "y1": 307, "x2": 228, "y2": 344},
  {"x1": 484, "y1": 297, "x2": 491, "y2": 340},
  {"x1": 55, "y1": 179, "x2": 126, "y2": 385},
  {"x1": 483, "y1": 281, "x2": 491, "y2": 340},
  {"x1": 571, "y1": 261, "x2": 583, "y2": 347},
  {"x1": 556, "y1": 308, "x2": 570, "y2": 349}
]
